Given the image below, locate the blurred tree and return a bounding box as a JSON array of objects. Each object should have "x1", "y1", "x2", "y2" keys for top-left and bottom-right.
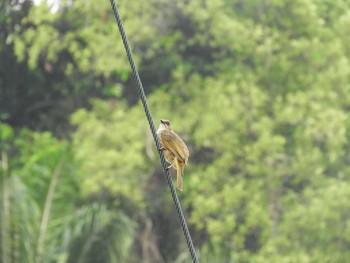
[
  {"x1": 67, "y1": 0, "x2": 350, "y2": 261},
  {"x1": 2, "y1": 0, "x2": 350, "y2": 262},
  {"x1": 0, "y1": 125, "x2": 135, "y2": 262}
]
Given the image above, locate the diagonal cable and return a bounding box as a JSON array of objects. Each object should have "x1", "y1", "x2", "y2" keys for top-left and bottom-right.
[{"x1": 108, "y1": 1, "x2": 199, "y2": 262}]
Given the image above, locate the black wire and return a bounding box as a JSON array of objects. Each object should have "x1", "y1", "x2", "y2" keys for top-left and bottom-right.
[{"x1": 108, "y1": 1, "x2": 199, "y2": 262}]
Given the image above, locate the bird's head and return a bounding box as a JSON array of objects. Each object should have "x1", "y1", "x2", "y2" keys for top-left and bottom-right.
[{"x1": 160, "y1": 119, "x2": 172, "y2": 130}]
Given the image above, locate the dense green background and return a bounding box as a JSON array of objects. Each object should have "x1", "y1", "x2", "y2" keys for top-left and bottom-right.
[{"x1": 2, "y1": 0, "x2": 350, "y2": 262}]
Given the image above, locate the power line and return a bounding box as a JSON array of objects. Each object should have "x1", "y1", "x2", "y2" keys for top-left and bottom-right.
[{"x1": 108, "y1": 1, "x2": 199, "y2": 262}]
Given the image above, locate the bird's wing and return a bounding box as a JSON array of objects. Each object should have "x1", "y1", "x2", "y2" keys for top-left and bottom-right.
[{"x1": 160, "y1": 130, "x2": 189, "y2": 164}]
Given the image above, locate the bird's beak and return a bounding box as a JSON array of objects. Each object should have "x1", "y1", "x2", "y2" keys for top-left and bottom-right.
[{"x1": 160, "y1": 119, "x2": 164, "y2": 124}]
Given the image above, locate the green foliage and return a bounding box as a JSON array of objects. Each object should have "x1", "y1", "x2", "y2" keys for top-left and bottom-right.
[
  {"x1": 3, "y1": 0, "x2": 350, "y2": 262},
  {"x1": 71, "y1": 100, "x2": 150, "y2": 204},
  {"x1": 255, "y1": 180, "x2": 350, "y2": 263},
  {"x1": 0, "y1": 128, "x2": 135, "y2": 262}
]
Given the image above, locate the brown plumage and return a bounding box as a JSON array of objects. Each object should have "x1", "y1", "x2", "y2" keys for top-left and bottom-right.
[{"x1": 157, "y1": 119, "x2": 189, "y2": 191}]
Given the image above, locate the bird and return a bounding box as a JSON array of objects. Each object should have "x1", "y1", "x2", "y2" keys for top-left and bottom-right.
[{"x1": 156, "y1": 119, "x2": 189, "y2": 191}]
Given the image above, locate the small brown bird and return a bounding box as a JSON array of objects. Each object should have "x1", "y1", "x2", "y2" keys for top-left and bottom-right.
[{"x1": 157, "y1": 119, "x2": 189, "y2": 191}]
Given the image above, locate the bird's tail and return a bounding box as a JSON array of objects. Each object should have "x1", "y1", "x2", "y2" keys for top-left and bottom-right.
[{"x1": 175, "y1": 158, "x2": 183, "y2": 191}]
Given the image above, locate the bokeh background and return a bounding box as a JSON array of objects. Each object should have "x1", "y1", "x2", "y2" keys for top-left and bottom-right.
[{"x1": 2, "y1": 0, "x2": 350, "y2": 262}]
